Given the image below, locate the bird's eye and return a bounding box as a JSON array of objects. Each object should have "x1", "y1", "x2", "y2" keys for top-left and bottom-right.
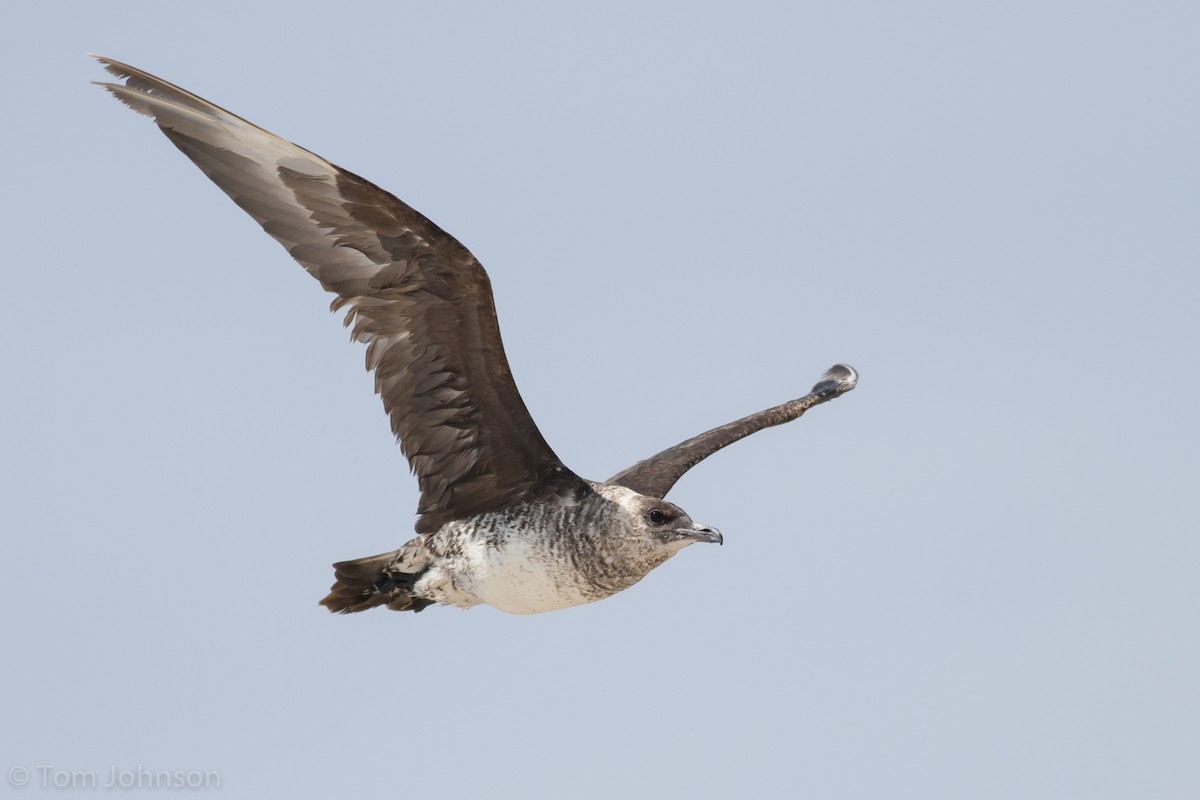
[{"x1": 647, "y1": 509, "x2": 666, "y2": 526}]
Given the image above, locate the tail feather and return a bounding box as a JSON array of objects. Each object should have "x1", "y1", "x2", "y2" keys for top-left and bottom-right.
[{"x1": 319, "y1": 550, "x2": 432, "y2": 613}]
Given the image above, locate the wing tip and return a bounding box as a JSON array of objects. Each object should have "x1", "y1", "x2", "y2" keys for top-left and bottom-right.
[
  {"x1": 810, "y1": 363, "x2": 858, "y2": 396},
  {"x1": 89, "y1": 54, "x2": 159, "y2": 116},
  {"x1": 88, "y1": 53, "x2": 133, "y2": 80}
]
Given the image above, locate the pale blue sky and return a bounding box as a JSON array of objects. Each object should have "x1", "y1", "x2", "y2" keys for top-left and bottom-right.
[{"x1": 3, "y1": 2, "x2": 1198, "y2": 798}]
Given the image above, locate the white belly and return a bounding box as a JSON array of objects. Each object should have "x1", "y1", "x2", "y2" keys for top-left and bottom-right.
[{"x1": 439, "y1": 535, "x2": 603, "y2": 615}]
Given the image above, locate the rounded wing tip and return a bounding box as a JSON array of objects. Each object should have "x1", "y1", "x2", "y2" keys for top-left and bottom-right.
[{"x1": 810, "y1": 363, "x2": 858, "y2": 396}]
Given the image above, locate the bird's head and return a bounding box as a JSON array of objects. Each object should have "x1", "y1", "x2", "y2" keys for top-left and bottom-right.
[
  {"x1": 636, "y1": 498, "x2": 724, "y2": 550},
  {"x1": 598, "y1": 484, "x2": 723, "y2": 554}
]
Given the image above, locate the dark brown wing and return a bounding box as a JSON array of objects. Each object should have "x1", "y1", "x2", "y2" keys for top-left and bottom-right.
[
  {"x1": 95, "y1": 56, "x2": 583, "y2": 532},
  {"x1": 608, "y1": 364, "x2": 858, "y2": 498}
]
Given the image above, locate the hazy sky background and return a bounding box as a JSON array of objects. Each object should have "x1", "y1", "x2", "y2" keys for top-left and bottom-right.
[{"x1": 3, "y1": 2, "x2": 1198, "y2": 798}]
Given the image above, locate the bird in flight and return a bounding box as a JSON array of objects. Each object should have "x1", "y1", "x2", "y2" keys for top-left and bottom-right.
[{"x1": 95, "y1": 56, "x2": 858, "y2": 615}]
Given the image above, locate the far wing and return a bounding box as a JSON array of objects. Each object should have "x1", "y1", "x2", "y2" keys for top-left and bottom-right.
[{"x1": 607, "y1": 364, "x2": 858, "y2": 498}]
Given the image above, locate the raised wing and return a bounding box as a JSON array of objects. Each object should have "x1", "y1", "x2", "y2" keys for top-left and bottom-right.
[
  {"x1": 608, "y1": 364, "x2": 858, "y2": 498},
  {"x1": 95, "y1": 56, "x2": 583, "y2": 532}
]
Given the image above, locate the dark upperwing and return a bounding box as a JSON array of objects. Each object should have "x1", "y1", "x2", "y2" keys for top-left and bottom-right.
[
  {"x1": 95, "y1": 56, "x2": 585, "y2": 533},
  {"x1": 607, "y1": 364, "x2": 858, "y2": 498}
]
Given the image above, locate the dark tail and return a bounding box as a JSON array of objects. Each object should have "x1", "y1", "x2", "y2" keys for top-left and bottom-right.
[{"x1": 319, "y1": 551, "x2": 434, "y2": 613}]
